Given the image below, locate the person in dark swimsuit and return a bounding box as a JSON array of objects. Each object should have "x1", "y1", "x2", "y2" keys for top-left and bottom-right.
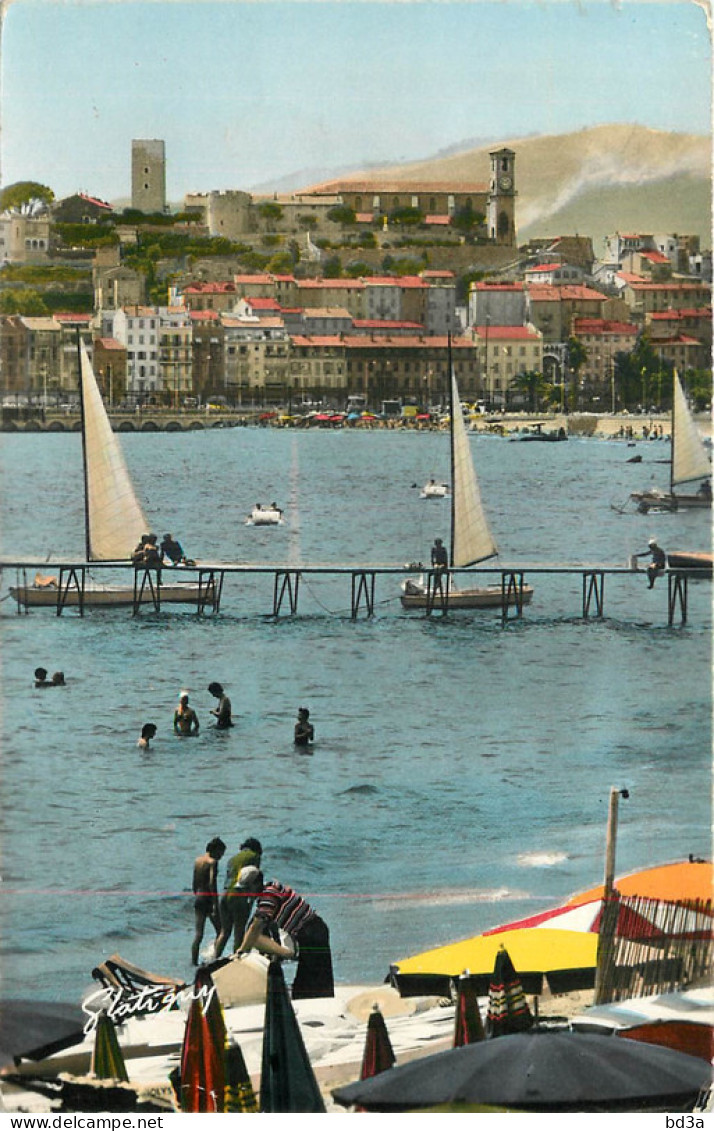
[
  {"x1": 34, "y1": 667, "x2": 52, "y2": 688},
  {"x1": 191, "y1": 837, "x2": 226, "y2": 965},
  {"x1": 174, "y1": 693, "x2": 199, "y2": 735},
  {"x1": 294, "y1": 707, "x2": 314, "y2": 746},
  {"x1": 208, "y1": 682, "x2": 233, "y2": 728}
]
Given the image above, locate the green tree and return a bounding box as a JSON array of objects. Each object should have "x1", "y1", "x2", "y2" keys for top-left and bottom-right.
[
  {"x1": 512, "y1": 370, "x2": 550, "y2": 412},
  {"x1": 0, "y1": 289, "x2": 50, "y2": 315},
  {"x1": 326, "y1": 205, "x2": 356, "y2": 225},
  {"x1": 0, "y1": 181, "x2": 54, "y2": 212},
  {"x1": 388, "y1": 206, "x2": 423, "y2": 227},
  {"x1": 614, "y1": 336, "x2": 672, "y2": 411},
  {"x1": 258, "y1": 201, "x2": 284, "y2": 223},
  {"x1": 450, "y1": 202, "x2": 485, "y2": 233},
  {"x1": 323, "y1": 255, "x2": 342, "y2": 278}
]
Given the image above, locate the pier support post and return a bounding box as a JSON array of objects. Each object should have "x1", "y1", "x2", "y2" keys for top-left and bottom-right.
[
  {"x1": 501, "y1": 571, "x2": 526, "y2": 623},
  {"x1": 351, "y1": 571, "x2": 376, "y2": 618},
  {"x1": 425, "y1": 568, "x2": 449, "y2": 616},
  {"x1": 668, "y1": 572, "x2": 688, "y2": 625},
  {"x1": 57, "y1": 566, "x2": 86, "y2": 616},
  {"x1": 273, "y1": 570, "x2": 300, "y2": 615},
  {"x1": 583, "y1": 571, "x2": 605, "y2": 618},
  {"x1": 198, "y1": 569, "x2": 224, "y2": 614},
  {"x1": 133, "y1": 568, "x2": 162, "y2": 615}
]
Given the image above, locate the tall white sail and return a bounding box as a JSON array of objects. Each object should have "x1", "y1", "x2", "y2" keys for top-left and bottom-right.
[
  {"x1": 672, "y1": 371, "x2": 711, "y2": 490},
  {"x1": 451, "y1": 369, "x2": 498, "y2": 567},
  {"x1": 80, "y1": 341, "x2": 149, "y2": 560}
]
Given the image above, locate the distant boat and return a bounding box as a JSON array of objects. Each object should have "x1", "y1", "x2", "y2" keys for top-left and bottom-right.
[
  {"x1": 666, "y1": 551, "x2": 713, "y2": 577},
  {"x1": 631, "y1": 372, "x2": 712, "y2": 512},
  {"x1": 247, "y1": 503, "x2": 284, "y2": 525},
  {"x1": 511, "y1": 422, "x2": 568, "y2": 442},
  {"x1": 420, "y1": 479, "x2": 449, "y2": 499},
  {"x1": 401, "y1": 349, "x2": 533, "y2": 611},
  {"x1": 10, "y1": 340, "x2": 206, "y2": 609}
]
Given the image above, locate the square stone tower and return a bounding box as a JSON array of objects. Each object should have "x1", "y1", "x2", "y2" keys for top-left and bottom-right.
[{"x1": 131, "y1": 139, "x2": 166, "y2": 214}]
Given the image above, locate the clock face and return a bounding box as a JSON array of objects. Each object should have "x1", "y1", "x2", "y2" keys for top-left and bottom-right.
[{"x1": 499, "y1": 175, "x2": 512, "y2": 191}]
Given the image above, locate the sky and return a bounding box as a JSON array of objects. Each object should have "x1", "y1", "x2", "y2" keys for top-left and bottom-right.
[{"x1": 0, "y1": 0, "x2": 710, "y2": 204}]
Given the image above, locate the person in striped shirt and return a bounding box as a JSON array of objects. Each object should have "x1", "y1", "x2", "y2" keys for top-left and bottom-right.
[{"x1": 236, "y1": 876, "x2": 334, "y2": 1000}]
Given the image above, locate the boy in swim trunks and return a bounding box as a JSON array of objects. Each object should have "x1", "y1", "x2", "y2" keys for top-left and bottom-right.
[{"x1": 191, "y1": 836, "x2": 226, "y2": 965}]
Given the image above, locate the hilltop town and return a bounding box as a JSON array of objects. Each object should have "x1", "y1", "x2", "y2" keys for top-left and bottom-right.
[{"x1": 1, "y1": 137, "x2": 711, "y2": 421}]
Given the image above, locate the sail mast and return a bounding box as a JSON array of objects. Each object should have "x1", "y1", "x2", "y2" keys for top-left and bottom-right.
[
  {"x1": 76, "y1": 328, "x2": 92, "y2": 561},
  {"x1": 670, "y1": 368, "x2": 676, "y2": 498},
  {"x1": 448, "y1": 332, "x2": 456, "y2": 570}
]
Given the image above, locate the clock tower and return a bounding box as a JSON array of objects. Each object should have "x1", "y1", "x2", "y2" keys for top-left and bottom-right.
[{"x1": 487, "y1": 148, "x2": 516, "y2": 247}]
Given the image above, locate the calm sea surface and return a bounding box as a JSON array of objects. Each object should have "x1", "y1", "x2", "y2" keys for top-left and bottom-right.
[{"x1": 0, "y1": 426, "x2": 711, "y2": 1002}]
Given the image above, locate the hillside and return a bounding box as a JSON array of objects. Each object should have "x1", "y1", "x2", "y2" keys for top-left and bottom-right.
[{"x1": 300, "y1": 124, "x2": 712, "y2": 252}]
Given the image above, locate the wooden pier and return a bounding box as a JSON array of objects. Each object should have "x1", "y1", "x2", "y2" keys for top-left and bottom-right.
[{"x1": 1, "y1": 558, "x2": 708, "y2": 625}]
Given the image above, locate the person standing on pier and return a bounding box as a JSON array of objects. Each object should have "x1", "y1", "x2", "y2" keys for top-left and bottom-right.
[
  {"x1": 174, "y1": 692, "x2": 200, "y2": 736},
  {"x1": 191, "y1": 836, "x2": 226, "y2": 965}
]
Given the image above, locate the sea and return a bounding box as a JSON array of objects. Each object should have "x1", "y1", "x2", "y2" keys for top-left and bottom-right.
[{"x1": 0, "y1": 424, "x2": 711, "y2": 1004}]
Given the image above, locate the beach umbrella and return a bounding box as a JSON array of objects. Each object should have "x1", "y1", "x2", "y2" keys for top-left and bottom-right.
[
  {"x1": 260, "y1": 960, "x2": 325, "y2": 1113},
  {"x1": 179, "y1": 969, "x2": 226, "y2": 1113},
  {"x1": 90, "y1": 1011, "x2": 128, "y2": 1082},
  {"x1": 0, "y1": 999, "x2": 87, "y2": 1070},
  {"x1": 453, "y1": 974, "x2": 485, "y2": 1047},
  {"x1": 486, "y1": 946, "x2": 533, "y2": 1038},
  {"x1": 392, "y1": 927, "x2": 598, "y2": 997},
  {"x1": 332, "y1": 1030, "x2": 712, "y2": 1112},
  {"x1": 565, "y1": 859, "x2": 713, "y2": 909},
  {"x1": 360, "y1": 1005, "x2": 396, "y2": 1079},
  {"x1": 224, "y1": 1043, "x2": 258, "y2": 1112}
]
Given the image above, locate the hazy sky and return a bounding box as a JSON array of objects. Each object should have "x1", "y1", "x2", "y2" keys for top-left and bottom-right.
[{"x1": 1, "y1": 0, "x2": 710, "y2": 203}]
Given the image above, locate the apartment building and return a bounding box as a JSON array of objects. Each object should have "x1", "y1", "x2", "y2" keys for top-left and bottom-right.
[
  {"x1": 571, "y1": 317, "x2": 639, "y2": 392},
  {"x1": 111, "y1": 306, "x2": 161, "y2": 397},
  {"x1": 470, "y1": 324, "x2": 543, "y2": 407}
]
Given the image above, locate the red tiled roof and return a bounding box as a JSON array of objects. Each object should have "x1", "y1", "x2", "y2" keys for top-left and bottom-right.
[
  {"x1": 54, "y1": 312, "x2": 93, "y2": 323},
  {"x1": 183, "y1": 282, "x2": 236, "y2": 294},
  {"x1": 626, "y1": 281, "x2": 711, "y2": 292},
  {"x1": 425, "y1": 215, "x2": 451, "y2": 226},
  {"x1": 189, "y1": 310, "x2": 221, "y2": 322},
  {"x1": 94, "y1": 337, "x2": 125, "y2": 350},
  {"x1": 572, "y1": 318, "x2": 637, "y2": 335},
  {"x1": 297, "y1": 279, "x2": 365, "y2": 290},
  {"x1": 353, "y1": 319, "x2": 424, "y2": 330},
  {"x1": 303, "y1": 178, "x2": 488, "y2": 194},
  {"x1": 234, "y1": 274, "x2": 274, "y2": 284},
  {"x1": 244, "y1": 297, "x2": 281, "y2": 309},
  {"x1": 527, "y1": 284, "x2": 606, "y2": 301},
  {"x1": 650, "y1": 307, "x2": 712, "y2": 320},
  {"x1": 78, "y1": 192, "x2": 113, "y2": 211},
  {"x1": 473, "y1": 282, "x2": 523, "y2": 291},
  {"x1": 639, "y1": 251, "x2": 671, "y2": 264},
  {"x1": 421, "y1": 270, "x2": 455, "y2": 279}
]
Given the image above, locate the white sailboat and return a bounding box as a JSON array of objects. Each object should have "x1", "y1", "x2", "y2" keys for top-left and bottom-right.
[
  {"x1": 401, "y1": 359, "x2": 533, "y2": 610},
  {"x1": 11, "y1": 340, "x2": 206, "y2": 608},
  {"x1": 631, "y1": 371, "x2": 712, "y2": 512}
]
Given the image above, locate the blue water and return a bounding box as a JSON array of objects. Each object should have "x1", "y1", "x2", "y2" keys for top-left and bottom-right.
[{"x1": 0, "y1": 427, "x2": 711, "y2": 1002}]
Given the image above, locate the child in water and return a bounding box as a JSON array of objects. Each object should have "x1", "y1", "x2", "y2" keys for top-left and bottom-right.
[{"x1": 294, "y1": 707, "x2": 314, "y2": 746}]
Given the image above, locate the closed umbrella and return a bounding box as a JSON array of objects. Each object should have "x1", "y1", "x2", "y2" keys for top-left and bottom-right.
[
  {"x1": 90, "y1": 1011, "x2": 128, "y2": 1082},
  {"x1": 332, "y1": 1030, "x2": 712, "y2": 1112},
  {"x1": 224, "y1": 1043, "x2": 258, "y2": 1112},
  {"x1": 486, "y1": 946, "x2": 533, "y2": 1038},
  {"x1": 179, "y1": 968, "x2": 226, "y2": 1113},
  {"x1": 360, "y1": 1006, "x2": 396, "y2": 1079},
  {"x1": 260, "y1": 959, "x2": 325, "y2": 1113},
  {"x1": 453, "y1": 974, "x2": 485, "y2": 1047}
]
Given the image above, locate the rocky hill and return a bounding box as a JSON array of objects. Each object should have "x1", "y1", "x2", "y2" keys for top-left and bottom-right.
[{"x1": 300, "y1": 124, "x2": 711, "y2": 254}]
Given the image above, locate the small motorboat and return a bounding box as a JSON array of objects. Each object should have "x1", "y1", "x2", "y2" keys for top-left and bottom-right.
[
  {"x1": 420, "y1": 479, "x2": 450, "y2": 499},
  {"x1": 666, "y1": 551, "x2": 713, "y2": 577},
  {"x1": 247, "y1": 504, "x2": 284, "y2": 526}
]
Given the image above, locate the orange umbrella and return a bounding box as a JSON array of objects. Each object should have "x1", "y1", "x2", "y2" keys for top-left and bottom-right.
[
  {"x1": 566, "y1": 860, "x2": 712, "y2": 909},
  {"x1": 179, "y1": 969, "x2": 226, "y2": 1113}
]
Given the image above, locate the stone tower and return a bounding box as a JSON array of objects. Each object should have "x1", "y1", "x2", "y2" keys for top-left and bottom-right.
[
  {"x1": 131, "y1": 139, "x2": 166, "y2": 214},
  {"x1": 487, "y1": 148, "x2": 516, "y2": 247}
]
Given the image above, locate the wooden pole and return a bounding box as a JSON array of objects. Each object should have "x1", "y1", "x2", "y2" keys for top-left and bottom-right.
[{"x1": 594, "y1": 786, "x2": 627, "y2": 1004}]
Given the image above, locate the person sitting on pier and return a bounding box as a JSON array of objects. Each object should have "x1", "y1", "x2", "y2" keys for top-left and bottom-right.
[
  {"x1": 431, "y1": 537, "x2": 449, "y2": 571},
  {"x1": 161, "y1": 533, "x2": 185, "y2": 565},
  {"x1": 142, "y1": 533, "x2": 163, "y2": 569},
  {"x1": 132, "y1": 534, "x2": 151, "y2": 566},
  {"x1": 294, "y1": 707, "x2": 314, "y2": 747},
  {"x1": 633, "y1": 537, "x2": 666, "y2": 589},
  {"x1": 174, "y1": 692, "x2": 200, "y2": 736}
]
